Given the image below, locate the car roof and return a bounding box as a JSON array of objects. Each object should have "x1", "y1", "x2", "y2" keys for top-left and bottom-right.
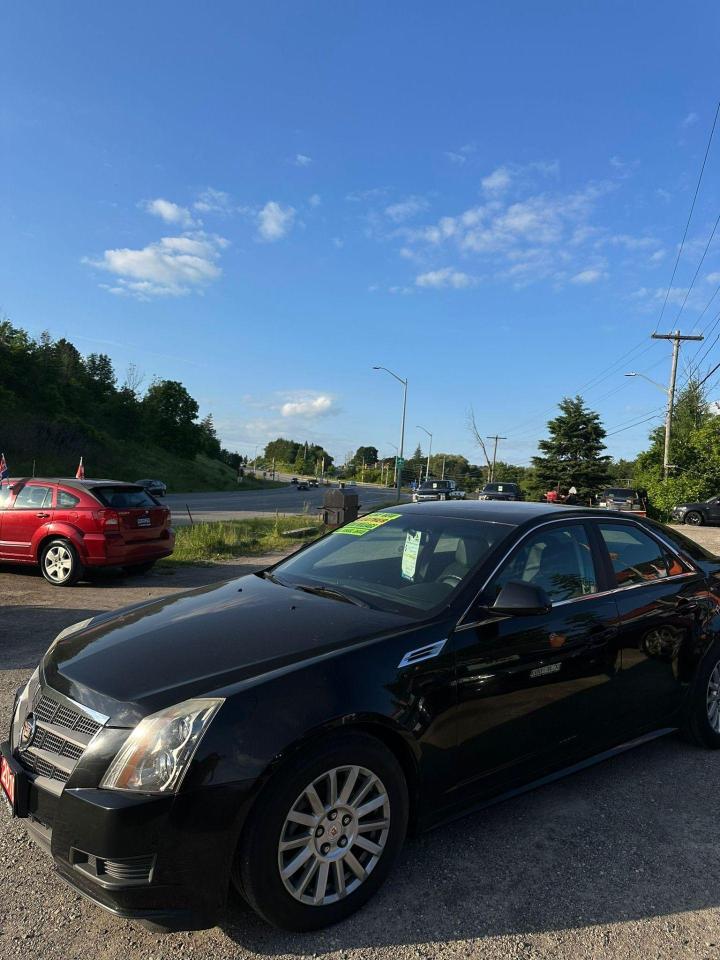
[
  {"x1": 7, "y1": 478, "x2": 141, "y2": 491},
  {"x1": 384, "y1": 499, "x2": 601, "y2": 525}
]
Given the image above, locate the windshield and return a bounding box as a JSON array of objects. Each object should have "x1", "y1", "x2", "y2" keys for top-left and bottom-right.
[
  {"x1": 483, "y1": 483, "x2": 516, "y2": 492},
  {"x1": 92, "y1": 485, "x2": 159, "y2": 508},
  {"x1": 604, "y1": 488, "x2": 637, "y2": 499},
  {"x1": 420, "y1": 481, "x2": 450, "y2": 489},
  {"x1": 271, "y1": 511, "x2": 514, "y2": 617}
]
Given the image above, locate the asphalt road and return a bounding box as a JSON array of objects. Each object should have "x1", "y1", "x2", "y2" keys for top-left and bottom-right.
[
  {"x1": 2, "y1": 522, "x2": 720, "y2": 959},
  {"x1": 165, "y1": 482, "x2": 406, "y2": 525}
]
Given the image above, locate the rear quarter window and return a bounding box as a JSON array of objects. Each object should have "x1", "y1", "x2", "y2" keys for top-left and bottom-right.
[
  {"x1": 92, "y1": 486, "x2": 158, "y2": 508},
  {"x1": 57, "y1": 490, "x2": 80, "y2": 508}
]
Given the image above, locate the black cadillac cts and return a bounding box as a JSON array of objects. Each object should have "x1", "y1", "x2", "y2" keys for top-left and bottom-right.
[{"x1": 3, "y1": 501, "x2": 720, "y2": 932}]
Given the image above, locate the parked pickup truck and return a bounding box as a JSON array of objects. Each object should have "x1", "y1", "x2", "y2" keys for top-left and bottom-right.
[
  {"x1": 413, "y1": 479, "x2": 466, "y2": 502},
  {"x1": 596, "y1": 487, "x2": 648, "y2": 516},
  {"x1": 479, "y1": 482, "x2": 524, "y2": 502}
]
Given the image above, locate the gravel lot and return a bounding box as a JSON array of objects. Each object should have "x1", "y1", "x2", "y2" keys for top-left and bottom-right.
[{"x1": 2, "y1": 527, "x2": 720, "y2": 960}]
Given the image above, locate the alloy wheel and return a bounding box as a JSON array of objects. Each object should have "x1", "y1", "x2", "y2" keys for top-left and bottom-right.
[
  {"x1": 685, "y1": 511, "x2": 703, "y2": 525},
  {"x1": 707, "y1": 662, "x2": 720, "y2": 733},
  {"x1": 277, "y1": 765, "x2": 390, "y2": 906},
  {"x1": 43, "y1": 544, "x2": 73, "y2": 583}
]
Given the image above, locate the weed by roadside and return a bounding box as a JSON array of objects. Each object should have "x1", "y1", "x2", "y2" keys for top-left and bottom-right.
[{"x1": 163, "y1": 516, "x2": 323, "y2": 565}]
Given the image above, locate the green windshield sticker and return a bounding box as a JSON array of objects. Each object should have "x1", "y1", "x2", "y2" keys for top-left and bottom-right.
[
  {"x1": 336, "y1": 512, "x2": 401, "y2": 536},
  {"x1": 401, "y1": 530, "x2": 422, "y2": 580}
]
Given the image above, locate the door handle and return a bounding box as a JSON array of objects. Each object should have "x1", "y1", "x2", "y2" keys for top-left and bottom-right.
[{"x1": 35, "y1": 512, "x2": 50, "y2": 518}]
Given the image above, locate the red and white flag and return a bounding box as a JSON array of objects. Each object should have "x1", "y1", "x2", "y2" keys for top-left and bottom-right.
[{"x1": 76, "y1": 457, "x2": 85, "y2": 480}]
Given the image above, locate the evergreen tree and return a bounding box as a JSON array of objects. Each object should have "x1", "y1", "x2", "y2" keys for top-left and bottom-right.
[{"x1": 532, "y1": 395, "x2": 611, "y2": 498}]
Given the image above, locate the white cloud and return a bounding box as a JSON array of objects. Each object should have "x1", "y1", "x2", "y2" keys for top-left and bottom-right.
[
  {"x1": 332, "y1": 237, "x2": 344, "y2": 248},
  {"x1": 384, "y1": 196, "x2": 429, "y2": 223},
  {"x1": 281, "y1": 394, "x2": 333, "y2": 417},
  {"x1": 193, "y1": 187, "x2": 232, "y2": 215},
  {"x1": 707, "y1": 272, "x2": 720, "y2": 284},
  {"x1": 415, "y1": 267, "x2": 475, "y2": 289},
  {"x1": 649, "y1": 249, "x2": 666, "y2": 263},
  {"x1": 444, "y1": 144, "x2": 476, "y2": 165},
  {"x1": 144, "y1": 198, "x2": 196, "y2": 228},
  {"x1": 86, "y1": 232, "x2": 227, "y2": 299},
  {"x1": 571, "y1": 268, "x2": 603, "y2": 284},
  {"x1": 388, "y1": 285, "x2": 413, "y2": 295},
  {"x1": 308, "y1": 193, "x2": 322, "y2": 207},
  {"x1": 682, "y1": 112, "x2": 699, "y2": 128},
  {"x1": 481, "y1": 166, "x2": 512, "y2": 194},
  {"x1": 294, "y1": 154, "x2": 312, "y2": 167},
  {"x1": 257, "y1": 201, "x2": 296, "y2": 242}
]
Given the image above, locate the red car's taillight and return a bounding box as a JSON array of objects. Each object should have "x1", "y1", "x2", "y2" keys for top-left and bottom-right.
[{"x1": 96, "y1": 509, "x2": 120, "y2": 530}]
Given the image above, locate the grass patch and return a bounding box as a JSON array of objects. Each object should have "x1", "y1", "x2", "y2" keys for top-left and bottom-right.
[{"x1": 165, "y1": 516, "x2": 324, "y2": 565}]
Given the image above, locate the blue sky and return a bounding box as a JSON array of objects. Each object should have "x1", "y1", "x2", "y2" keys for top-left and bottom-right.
[{"x1": 3, "y1": 1, "x2": 720, "y2": 468}]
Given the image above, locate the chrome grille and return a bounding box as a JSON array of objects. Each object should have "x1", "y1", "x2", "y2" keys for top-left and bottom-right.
[{"x1": 14, "y1": 685, "x2": 107, "y2": 792}]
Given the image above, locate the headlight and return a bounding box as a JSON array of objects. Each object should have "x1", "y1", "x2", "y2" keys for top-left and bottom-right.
[
  {"x1": 46, "y1": 618, "x2": 94, "y2": 656},
  {"x1": 100, "y1": 698, "x2": 224, "y2": 794}
]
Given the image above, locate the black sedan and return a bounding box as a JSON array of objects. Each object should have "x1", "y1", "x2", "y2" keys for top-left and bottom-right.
[
  {"x1": 3, "y1": 501, "x2": 720, "y2": 932},
  {"x1": 672, "y1": 494, "x2": 720, "y2": 526},
  {"x1": 134, "y1": 478, "x2": 167, "y2": 498}
]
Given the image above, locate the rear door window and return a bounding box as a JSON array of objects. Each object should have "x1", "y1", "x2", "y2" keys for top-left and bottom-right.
[
  {"x1": 92, "y1": 486, "x2": 158, "y2": 508},
  {"x1": 598, "y1": 523, "x2": 674, "y2": 586},
  {"x1": 13, "y1": 485, "x2": 53, "y2": 509},
  {"x1": 57, "y1": 490, "x2": 80, "y2": 508}
]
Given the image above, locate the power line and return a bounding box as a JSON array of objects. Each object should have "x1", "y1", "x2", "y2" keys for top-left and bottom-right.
[
  {"x1": 654, "y1": 100, "x2": 720, "y2": 333},
  {"x1": 670, "y1": 210, "x2": 720, "y2": 325}
]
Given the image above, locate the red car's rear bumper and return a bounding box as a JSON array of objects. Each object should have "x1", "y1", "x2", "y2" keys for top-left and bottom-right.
[{"x1": 81, "y1": 529, "x2": 175, "y2": 567}]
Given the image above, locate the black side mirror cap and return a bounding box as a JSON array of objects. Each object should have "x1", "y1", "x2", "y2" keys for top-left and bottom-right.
[{"x1": 492, "y1": 581, "x2": 552, "y2": 616}]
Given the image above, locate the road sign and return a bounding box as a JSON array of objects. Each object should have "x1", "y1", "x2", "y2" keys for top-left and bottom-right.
[{"x1": 396, "y1": 457, "x2": 405, "y2": 468}]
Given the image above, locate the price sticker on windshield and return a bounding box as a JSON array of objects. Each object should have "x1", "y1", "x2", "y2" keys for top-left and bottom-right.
[
  {"x1": 336, "y1": 513, "x2": 401, "y2": 536},
  {"x1": 401, "y1": 530, "x2": 422, "y2": 581}
]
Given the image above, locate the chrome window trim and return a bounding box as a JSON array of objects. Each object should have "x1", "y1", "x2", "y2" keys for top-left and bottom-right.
[{"x1": 456, "y1": 513, "x2": 700, "y2": 630}]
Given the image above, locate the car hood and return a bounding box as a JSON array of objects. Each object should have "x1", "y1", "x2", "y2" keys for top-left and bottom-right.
[
  {"x1": 674, "y1": 501, "x2": 707, "y2": 510},
  {"x1": 42, "y1": 574, "x2": 409, "y2": 725}
]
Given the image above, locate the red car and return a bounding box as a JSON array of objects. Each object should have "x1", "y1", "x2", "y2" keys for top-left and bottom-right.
[{"x1": 0, "y1": 478, "x2": 175, "y2": 586}]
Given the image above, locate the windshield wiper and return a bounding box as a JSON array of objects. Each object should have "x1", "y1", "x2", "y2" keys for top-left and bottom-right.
[{"x1": 293, "y1": 584, "x2": 369, "y2": 607}]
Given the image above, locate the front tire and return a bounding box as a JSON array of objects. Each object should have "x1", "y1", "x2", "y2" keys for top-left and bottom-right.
[
  {"x1": 683, "y1": 644, "x2": 720, "y2": 748},
  {"x1": 685, "y1": 511, "x2": 704, "y2": 526},
  {"x1": 40, "y1": 538, "x2": 83, "y2": 587},
  {"x1": 235, "y1": 732, "x2": 408, "y2": 931}
]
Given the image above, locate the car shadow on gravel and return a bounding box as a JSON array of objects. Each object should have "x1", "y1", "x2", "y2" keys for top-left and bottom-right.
[{"x1": 217, "y1": 735, "x2": 720, "y2": 955}]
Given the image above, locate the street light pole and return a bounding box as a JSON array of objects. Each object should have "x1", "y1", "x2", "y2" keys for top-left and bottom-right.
[
  {"x1": 417, "y1": 425, "x2": 433, "y2": 480},
  {"x1": 373, "y1": 366, "x2": 408, "y2": 503}
]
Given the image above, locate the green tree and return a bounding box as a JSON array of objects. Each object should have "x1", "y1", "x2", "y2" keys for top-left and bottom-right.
[
  {"x1": 142, "y1": 379, "x2": 200, "y2": 454},
  {"x1": 532, "y1": 396, "x2": 611, "y2": 498},
  {"x1": 352, "y1": 446, "x2": 379, "y2": 467}
]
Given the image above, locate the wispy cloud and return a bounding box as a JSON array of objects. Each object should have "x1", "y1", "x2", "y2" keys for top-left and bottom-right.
[
  {"x1": 481, "y1": 166, "x2": 512, "y2": 194},
  {"x1": 570, "y1": 268, "x2": 603, "y2": 285},
  {"x1": 308, "y1": 193, "x2": 322, "y2": 207},
  {"x1": 143, "y1": 198, "x2": 196, "y2": 228},
  {"x1": 193, "y1": 187, "x2": 232, "y2": 215},
  {"x1": 294, "y1": 153, "x2": 313, "y2": 167},
  {"x1": 415, "y1": 267, "x2": 475, "y2": 289},
  {"x1": 444, "y1": 144, "x2": 476, "y2": 166},
  {"x1": 86, "y1": 232, "x2": 228, "y2": 299},
  {"x1": 257, "y1": 201, "x2": 296, "y2": 242},
  {"x1": 384, "y1": 196, "x2": 429, "y2": 223},
  {"x1": 681, "y1": 111, "x2": 699, "y2": 129},
  {"x1": 281, "y1": 393, "x2": 334, "y2": 417}
]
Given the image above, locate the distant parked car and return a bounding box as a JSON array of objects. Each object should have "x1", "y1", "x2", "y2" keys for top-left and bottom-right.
[
  {"x1": 413, "y1": 479, "x2": 466, "y2": 502},
  {"x1": 597, "y1": 487, "x2": 648, "y2": 516},
  {"x1": 296, "y1": 481, "x2": 310, "y2": 491},
  {"x1": 290, "y1": 477, "x2": 298, "y2": 485},
  {"x1": 135, "y1": 478, "x2": 167, "y2": 497},
  {"x1": 479, "y1": 482, "x2": 524, "y2": 502},
  {"x1": 309, "y1": 478, "x2": 319, "y2": 487},
  {"x1": 0, "y1": 478, "x2": 174, "y2": 585},
  {"x1": 671, "y1": 494, "x2": 720, "y2": 526}
]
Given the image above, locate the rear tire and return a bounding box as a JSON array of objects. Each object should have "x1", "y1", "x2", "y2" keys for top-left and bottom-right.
[
  {"x1": 122, "y1": 560, "x2": 156, "y2": 576},
  {"x1": 235, "y1": 732, "x2": 408, "y2": 931},
  {"x1": 684, "y1": 511, "x2": 704, "y2": 526},
  {"x1": 40, "y1": 538, "x2": 83, "y2": 587},
  {"x1": 682, "y1": 643, "x2": 720, "y2": 748}
]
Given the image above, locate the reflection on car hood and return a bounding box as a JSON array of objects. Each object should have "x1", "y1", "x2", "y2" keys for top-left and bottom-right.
[{"x1": 42, "y1": 574, "x2": 407, "y2": 723}]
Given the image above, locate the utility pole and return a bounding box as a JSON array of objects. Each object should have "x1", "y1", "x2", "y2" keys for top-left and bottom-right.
[
  {"x1": 486, "y1": 435, "x2": 506, "y2": 483},
  {"x1": 441, "y1": 455, "x2": 446, "y2": 479},
  {"x1": 652, "y1": 331, "x2": 704, "y2": 479}
]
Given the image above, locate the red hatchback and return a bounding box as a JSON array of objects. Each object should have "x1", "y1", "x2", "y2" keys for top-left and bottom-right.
[{"x1": 0, "y1": 478, "x2": 175, "y2": 586}]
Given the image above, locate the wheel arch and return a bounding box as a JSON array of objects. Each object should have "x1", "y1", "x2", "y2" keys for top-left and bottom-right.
[{"x1": 32, "y1": 525, "x2": 85, "y2": 562}]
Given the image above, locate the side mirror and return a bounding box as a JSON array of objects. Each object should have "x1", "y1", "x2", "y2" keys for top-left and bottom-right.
[{"x1": 492, "y1": 581, "x2": 552, "y2": 616}]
